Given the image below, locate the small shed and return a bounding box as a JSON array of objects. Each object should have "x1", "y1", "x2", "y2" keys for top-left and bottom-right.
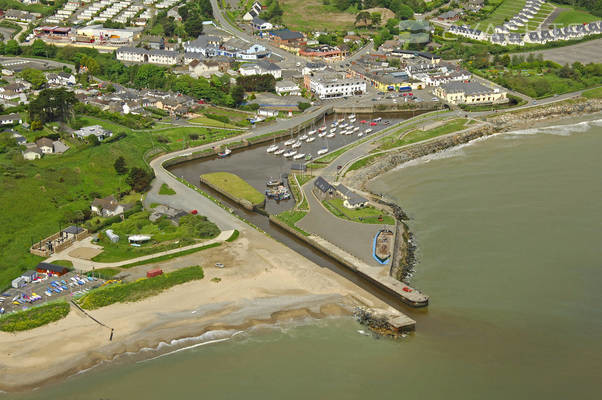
[
  {"x1": 21, "y1": 270, "x2": 38, "y2": 283},
  {"x1": 128, "y1": 235, "x2": 151, "y2": 245},
  {"x1": 147, "y1": 269, "x2": 163, "y2": 278}
]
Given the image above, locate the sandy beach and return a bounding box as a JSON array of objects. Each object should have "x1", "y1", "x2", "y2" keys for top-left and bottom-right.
[{"x1": 0, "y1": 227, "x2": 394, "y2": 392}]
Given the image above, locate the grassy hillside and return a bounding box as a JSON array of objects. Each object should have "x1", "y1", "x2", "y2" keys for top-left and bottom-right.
[
  {"x1": 552, "y1": 7, "x2": 600, "y2": 26},
  {"x1": 0, "y1": 120, "x2": 236, "y2": 290},
  {"x1": 280, "y1": 0, "x2": 357, "y2": 31}
]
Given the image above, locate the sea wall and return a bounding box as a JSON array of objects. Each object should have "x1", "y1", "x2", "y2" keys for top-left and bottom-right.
[
  {"x1": 345, "y1": 98, "x2": 602, "y2": 190},
  {"x1": 269, "y1": 215, "x2": 427, "y2": 310}
]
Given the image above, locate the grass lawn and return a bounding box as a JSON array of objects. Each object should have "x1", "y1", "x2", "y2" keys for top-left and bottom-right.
[
  {"x1": 159, "y1": 183, "x2": 176, "y2": 195},
  {"x1": 582, "y1": 86, "x2": 602, "y2": 99},
  {"x1": 552, "y1": 6, "x2": 600, "y2": 26},
  {"x1": 376, "y1": 119, "x2": 471, "y2": 151},
  {"x1": 78, "y1": 265, "x2": 204, "y2": 310},
  {"x1": 280, "y1": 0, "x2": 357, "y2": 31},
  {"x1": 275, "y1": 210, "x2": 310, "y2": 236},
  {"x1": 0, "y1": 302, "x2": 70, "y2": 332},
  {"x1": 0, "y1": 116, "x2": 237, "y2": 290},
  {"x1": 323, "y1": 198, "x2": 395, "y2": 225},
  {"x1": 187, "y1": 116, "x2": 240, "y2": 129},
  {"x1": 50, "y1": 260, "x2": 73, "y2": 268},
  {"x1": 119, "y1": 243, "x2": 221, "y2": 268},
  {"x1": 474, "y1": 0, "x2": 527, "y2": 31},
  {"x1": 347, "y1": 153, "x2": 383, "y2": 173},
  {"x1": 89, "y1": 267, "x2": 121, "y2": 279},
  {"x1": 201, "y1": 172, "x2": 265, "y2": 206},
  {"x1": 91, "y1": 211, "x2": 219, "y2": 262}
]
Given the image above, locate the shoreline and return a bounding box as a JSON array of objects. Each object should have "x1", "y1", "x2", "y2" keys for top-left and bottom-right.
[{"x1": 0, "y1": 228, "x2": 395, "y2": 393}]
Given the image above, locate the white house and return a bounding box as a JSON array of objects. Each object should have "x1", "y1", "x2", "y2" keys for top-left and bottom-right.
[
  {"x1": 35, "y1": 138, "x2": 54, "y2": 154},
  {"x1": 74, "y1": 125, "x2": 113, "y2": 140},
  {"x1": 243, "y1": 1, "x2": 262, "y2": 21},
  {"x1": 22, "y1": 147, "x2": 42, "y2": 160},
  {"x1": 251, "y1": 17, "x2": 272, "y2": 31},
  {"x1": 336, "y1": 184, "x2": 369, "y2": 209},
  {"x1": 46, "y1": 72, "x2": 76, "y2": 86},
  {"x1": 275, "y1": 80, "x2": 300, "y2": 96},
  {"x1": 91, "y1": 195, "x2": 125, "y2": 217},
  {"x1": 116, "y1": 47, "x2": 181, "y2": 65},
  {"x1": 188, "y1": 59, "x2": 220, "y2": 78},
  {"x1": 239, "y1": 60, "x2": 281, "y2": 79}
]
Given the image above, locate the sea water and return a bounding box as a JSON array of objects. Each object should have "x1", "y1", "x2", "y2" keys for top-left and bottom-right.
[{"x1": 6, "y1": 116, "x2": 602, "y2": 400}]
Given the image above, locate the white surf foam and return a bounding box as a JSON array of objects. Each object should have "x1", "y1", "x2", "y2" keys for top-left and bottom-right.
[{"x1": 504, "y1": 118, "x2": 602, "y2": 137}]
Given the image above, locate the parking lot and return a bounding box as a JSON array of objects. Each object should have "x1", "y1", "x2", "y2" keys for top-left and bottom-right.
[{"x1": 0, "y1": 272, "x2": 105, "y2": 315}]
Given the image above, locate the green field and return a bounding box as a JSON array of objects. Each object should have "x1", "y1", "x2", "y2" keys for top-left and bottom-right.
[
  {"x1": 91, "y1": 211, "x2": 219, "y2": 263},
  {"x1": 201, "y1": 172, "x2": 265, "y2": 206},
  {"x1": 376, "y1": 119, "x2": 471, "y2": 151},
  {"x1": 0, "y1": 117, "x2": 237, "y2": 290},
  {"x1": 474, "y1": 0, "x2": 527, "y2": 31},
  {"x1": 582, "y1": 86, "x2": 602, "y2": 98},
  {"x1": 552, "y1": 8, "x2": 600, "y2": 26},
  {"x1": 280, "y1": 0, "x2": 356, "y2": 31},
  {"x1": 275, "y1": 210, "x2": 309, "y2": 236},
  {"x1": 323, "y1": 198, "x2": 395, "y2": 225},
  {"x1": 77, "y1": 265, "x2": 205, "y2": 310},
  {"x1": 187, "y1": 116, "x2": 240, "y2": 128},
  {"x1": 0, "y1": 302, "x2": 70, "y2": 332}
]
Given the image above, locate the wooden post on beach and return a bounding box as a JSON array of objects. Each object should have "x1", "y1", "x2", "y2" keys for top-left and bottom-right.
[{"x1": 109, "y1": 329, "x2": 114, "y2": 341}]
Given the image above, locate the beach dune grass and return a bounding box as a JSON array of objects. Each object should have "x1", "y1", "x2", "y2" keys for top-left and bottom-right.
[
  {"x1": 0, "y1": 302, "x2": 70, "y2": 332},
  {"x1": 78, "y1": 265, "x2": 205, "y2": 310},
  {"x1": 201, "y1": 172, "x2": 265, "y2": 206}
]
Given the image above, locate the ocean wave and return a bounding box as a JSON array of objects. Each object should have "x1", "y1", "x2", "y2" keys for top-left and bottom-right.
[
  {"x1": 504, "y1": 118, "x2": 602, "y2": 137},
  {"x1": 138, "y1": 329, "x2": 242, "y2": 363}
]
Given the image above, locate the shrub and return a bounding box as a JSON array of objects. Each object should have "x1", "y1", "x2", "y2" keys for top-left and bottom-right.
[
  {"x1": 78, "y1": 266, "x2": 205, "y2": 309},
  {"x1": 0, "y1": 302, "x2": 70, "y2": 332}
]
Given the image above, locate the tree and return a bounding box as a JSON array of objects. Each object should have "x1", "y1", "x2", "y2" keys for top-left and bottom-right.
[
  {"x1": 230, "y1": 84, "x2": 245, "y2": 106},
  {"x1": 20, "y1": 68, "x2": 47, "y2": 89},
  {"x1": 31, "y1": 120, "x2": 43, "y2": 131},
  {"x1": 370, "y1": 12, "x2": 382, "y2": 26},
  {"x1": 32, "y1": 39, "x2": 48, "y2": 56},
  {"x1": 29, "y1": 88, "x2": 78, "y2": 123},
  {"x1": 5, "y1": 39, "x2": 20, "y2": 55},
  {"x1": 356, "y1": 11, "x2": 371, "y2": 26},
  {"x1": 386, "y1": 18, "x2": 400, "y2": 35},
  {"x1": 396, "y1": 4, "x2": 414, "y2": 20},
  {"x1": 126, "y1": 167, "x2": 154, "y2": 193},
  {"x1": 298, "y1": 102, "x2": 311, "y2": 111},
  {"x1": 114, "y1": 156, "x2": 128, "y2": 175},
  {"x1": 184, "y1": 18, "x2": 204, "y2": 39},
  {"x1": 88, "y1": 134, "x2": 100, "y2": 146}
]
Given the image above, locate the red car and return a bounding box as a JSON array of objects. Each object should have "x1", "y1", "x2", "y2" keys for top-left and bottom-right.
[
  {"x1": 370, "y1": 122, "x2": 377, "y2": 126},
  {"x1": 402, "y1": 93, "x2": 407, "y2": 96},
  {"x1": 409, "y1": 92, "x2": 413, "y2": 96}
]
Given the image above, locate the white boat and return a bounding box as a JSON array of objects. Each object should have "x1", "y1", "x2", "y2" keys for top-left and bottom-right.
[
  {"x1": 293, "y1": 153, "x2": 305, "y2": 160},
  {"x1": 308, "y1": 129, "x2": 317, "y2": 135},
  {"x1": 292, "y1": 141, "x2": 302, "y2": 149},
  {"x1": 340, "y1": 123, "x2": 348, "y2": 128},
  {"x1": 317, "y1": 148, "x2": 329, "y2": 155},
  {"x1": 353, "y1": 126, "x2": 360, "y2": 132},
  {"x1": 374, "y1": 117, "x2": 382, "y2": 123},
  {"x1": 300, "y1": 134, "x2": 308, "y2": 140},
  {"x1": 283, "y1": 150, "x2": 297, "y2": 157},
  {"x1": 318, "y1": 131, "x2": 327, "y2": 138},
  {"x1": 274, "y1": 148, "x2": 285, "y2": 155},
  {"x1": 284, "y1": 139, "x2": 295, "y2": 146},
  {"x1": 346, "y1": 129, "x2": 353, "y2": 135},
  {"x1": 217, "y1": 148, "x2": 231, "y2": 158},
  {"x1": 349, "y1": 118, "x2": 356, "y2": 124},
  {"x1": 338, "y1": 118, "x2": 344, "y2": 123},
  {"x1": 331, "y1": 122, "x2": 338, "y2": 127},
  {"x1": 348, "y1": 114, "x2": 356, "y2": 119},
  {"x1": 326, "y1": 133, "x2": 335, "y2": 138},
  {"x1": 306, "y1": 137, "x2": 315, "y2": 143},
  {"x1": 318, "y1": 126, "x2": 326, "y2": 132},
  {"x1": 267, "y1": 144, "x2": 279, "y2": 153},
  {"x1": 365, "y1": 128, "x2": 373, "y2": 134},
  {"x1": 330, "y1": 128, "x2": 337, "y2": 133}
]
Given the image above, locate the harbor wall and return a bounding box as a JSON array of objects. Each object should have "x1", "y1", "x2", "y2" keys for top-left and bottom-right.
[{"x1": 269, "y1": 215, "x2": 426, "y2": 311}]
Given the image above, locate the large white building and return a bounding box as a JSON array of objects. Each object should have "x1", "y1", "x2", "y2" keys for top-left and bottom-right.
[
  {"x1": 308, "y1": 74, "x2": 366, "y2": 99},
  {"x1": 434, "y1": 81, "x2": 508, "y2": 105},
  {"x1": 116, "y1": 47, "x2": 181, "y2": 65}
]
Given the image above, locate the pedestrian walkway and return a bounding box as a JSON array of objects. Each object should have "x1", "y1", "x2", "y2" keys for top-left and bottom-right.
[{"x1": 45, "y1": 230, "x2": 234, "y2": 271}]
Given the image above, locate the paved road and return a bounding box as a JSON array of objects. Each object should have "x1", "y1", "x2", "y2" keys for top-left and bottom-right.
[{"x1": 296, "y1": 181, "x2": 392, "y2": 267}]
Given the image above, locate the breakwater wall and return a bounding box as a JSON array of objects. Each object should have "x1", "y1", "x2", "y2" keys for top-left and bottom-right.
[
  {"x1": 269, "y1": 214, "x2": 427, "y2": 310},
  {"x1": 333, "y1": 104, "x2": 440, "y2": 115},
  {"x1": 345, "y1": 97, "x2": 602, "y2": 189}
]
